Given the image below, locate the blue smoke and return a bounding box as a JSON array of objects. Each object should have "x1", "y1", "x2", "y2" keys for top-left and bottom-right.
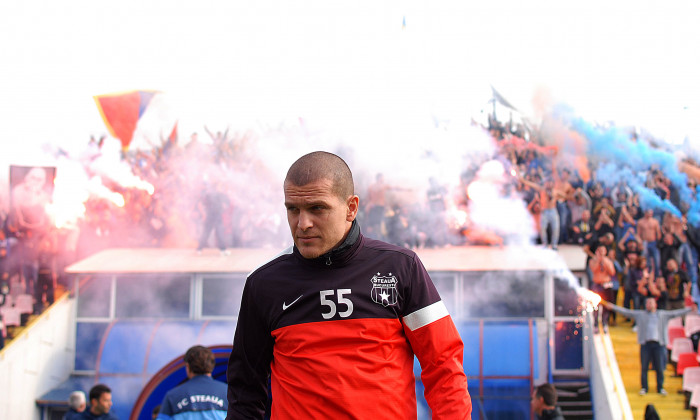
[{"x1": 567, "y1": 116, "x2": 693, "y2": 221}]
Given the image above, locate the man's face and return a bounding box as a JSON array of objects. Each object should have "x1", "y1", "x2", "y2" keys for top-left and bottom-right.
[
  {"x1": 646, "y1": 298, "x2": 657, "y2": 312},
  {"x1": 91, "y1": 393, "x2": 112, "y2": 415},
  {"x1": 25, "y1": 167, "x2": 46, "y2": 191},
  {"x1": 530, "y1": 391, "x2": 543, "y2": 415},
  {"x1": 581, "y1": 210, "x2": 590, "y2": 222},
  {"x1": 284, "y1": 178, "x2": 358, "y2": 259}
]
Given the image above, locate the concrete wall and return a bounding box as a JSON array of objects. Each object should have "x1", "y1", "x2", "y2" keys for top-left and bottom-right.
[
  {"x1": 0, "y1": 296, "x2": 76, "y2": 420},
  {"x1": 590, "y1": 330, "x2": 634, "y2": 420}
]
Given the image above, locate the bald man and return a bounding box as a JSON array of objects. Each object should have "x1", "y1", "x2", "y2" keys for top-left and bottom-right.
[{"x1": 227, "y1": 151, "x2": 471, "y2": 419}]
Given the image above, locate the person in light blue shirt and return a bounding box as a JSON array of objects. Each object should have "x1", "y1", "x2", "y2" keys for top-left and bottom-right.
[{"x1": 157, "y1": 346, "x2": 227, "y2": 420}]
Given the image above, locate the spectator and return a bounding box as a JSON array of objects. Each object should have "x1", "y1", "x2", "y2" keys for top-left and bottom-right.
[
  {"x1": 196, "y1": 181, "x2": 231, "y2": 255},
  {"x1": 81, "y1": 383, "x2": 117, "y2": 419},
  {"x1": 571, "y1": 209, "x2": 593, "y2": 245},
  {"x1": 609, "y1": 248, "x2": 623, "y2": 326},
  {"x1": 644, "y1": 404, "x2": 661, "y2": 420},
  {"x1": 568, "y1": 187, "x2": 591, "y2": 227},
  {"x1": 527, "y1": 190, "x2": 542, "y2": 241},
  {"x1": 583, "y1": 232, "x2": 615, "y2": 277},
  {"x1": 676, "y1": 215, "x2": 698, "y2": 296},
  {"x1": 64, "y1": 391, "x2": 86, "y2": 420},
  {"x1": 636, "y1": 258, "x2": 662, "y2": 308},
  {"x1": 663, "y1": 258, "x2": 690, "y2": 310},
  {"x1": 519, "y1": 176, "x2": 562, "y2": 250},
  {"x1": 617, "y1": 227, "x2": 642, "y2": 263},
  {"x1": 553, "y1": 168, "x2": 575, "y2": 244},
  {"x1": 638, "y1": 209, "x2": 662, "y2": 276},
  {"x1": 227, "y1": 151, "x2": 471, "y2": 419},
  {"x1": 364, "y1": 173, "x2": 390, "y2": 240},
  {"x1": 623, "y1": 254, "x2": 645, "y2": 315},
  {"x1": 587, "y1": 181, "x2": 605, "y2": 211},
  {"x1": 685, "y1": 216, "x2": 700, "y2": 302},
  {"x1": 34, "y1": 235, "x2": 56, "y2": 314},
  {"x1": 531, "y1": 383, "x2": 564, "y2": 420},
  {"x1": 603, "y1": 297, "x2": 692, "y2": 396},
  {"x1": 657, "y1": 232, "x2": 681, "y2": 275},
  {"x1": 156, "y1": 345, "x2": 227, "y2": 419},
  {"x1": 613, "y1": 195, "x2": 636, "y2": 240},
  {"x1": 611, "y1": 182, "x2": 633, "y2": 208},
  {"x1": 593, "y1": 207, "x2": 615, "y2": 238},
  {"x1": 589, "y1": 245, "x2": 616, "y2": 332}
]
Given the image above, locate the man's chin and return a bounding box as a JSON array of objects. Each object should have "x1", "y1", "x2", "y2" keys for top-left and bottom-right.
[
  {"x1": 296, "y1": 244, "x2": 327, "y2": 259},
  {"x1": 298, "y1": 249, "x2": 322, "y2": 259}
]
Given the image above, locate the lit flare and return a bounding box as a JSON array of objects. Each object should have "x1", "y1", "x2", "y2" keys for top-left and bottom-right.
[{"x1": 578, "y1": 288, "x2": 602, "y2": 313}]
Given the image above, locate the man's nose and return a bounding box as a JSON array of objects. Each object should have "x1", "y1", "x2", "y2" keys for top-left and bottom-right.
[{"x1": 298, "y1": 211, "x2": 313, "y2": 230}]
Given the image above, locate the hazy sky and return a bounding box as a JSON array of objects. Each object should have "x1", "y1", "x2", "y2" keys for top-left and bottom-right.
[{"x1": 1, "y1": 0, "x2": 699, "y2": 164}]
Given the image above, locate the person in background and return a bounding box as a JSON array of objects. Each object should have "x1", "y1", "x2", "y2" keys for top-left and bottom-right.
[
  {"x1": 531, "y1": 383, "x2": 565, "y2": 420},
  {"x1": 63, "y1": 390, "x2": 86, "y2": 420},
  {"x1": 553, "y1": 168, "x2": 575, "y2": 244},
  {"x1": 636, "y1": 257, "x2": 662, "y2": 312},
  {"x1": 519, "y1": 175, "x2": 562, "y2": 250},
  {"x1": 571, "y1": 209, "x2": 593, "y2": 245},
  {"x1": 608, "y1": 248, "x2": 623, "y2": 326},
  {"x1": 196, "y1": 181, "x2": 231, "y2": 255},
  {"x1": 80, "y1": 384, "x2": 117, "y2": 420},
  {"x1": 34, "y1": 235, "x2": 56, "y2": 314},
  {"x1": 568, "y1": 188, "x2": 591, "y2": 232},
  {"x1": 663, "y1": 258, "x2": 690, "y2": 310},
  {"x1": 638, "y1": 209, "x2": 662, "y2": 276},
  {"x1": 151, "y1": 405, "x2": 160, "y2": 420},
  {"x1": 589, "y1": 244, "x2": 616, "y2": 332},
  {"x1": 622, "y1": 253, "x2": 643, "y2": 316},
  {"x1": 602, "y1": 297, "x2": 692, "y2": 396},
  {"x1": 157, "y1": 345, "x2": 227, "y2": 419}
]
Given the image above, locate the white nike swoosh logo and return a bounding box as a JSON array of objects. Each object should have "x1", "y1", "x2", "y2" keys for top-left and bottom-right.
[{"x1": 282, "y1": 295, "x2": 303, "y2": 311}]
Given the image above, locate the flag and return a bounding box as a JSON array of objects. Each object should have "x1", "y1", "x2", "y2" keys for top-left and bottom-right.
[
  {"x1": 490, "y1": 86, "x2": 518, "y2": 111},
  {"x1": 168, "y1": 121, "x2": 178, "y2": 145},
  {"x1": 93, "y1": 90, "x2": 158, "y2": 150}
]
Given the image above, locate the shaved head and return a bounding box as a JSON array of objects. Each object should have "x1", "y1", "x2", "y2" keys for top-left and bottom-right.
[{"x1": 285, "y1": 151, "x2": 354, "y2": 199}]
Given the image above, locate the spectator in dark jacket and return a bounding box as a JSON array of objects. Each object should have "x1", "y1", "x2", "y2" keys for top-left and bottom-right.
[{"x1": 531, "y1": 383, "x2": 565, "y2": 420}]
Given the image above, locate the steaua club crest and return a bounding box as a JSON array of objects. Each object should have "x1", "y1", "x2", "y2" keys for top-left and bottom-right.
[{"x1": 370, "y1": 273, "x2": 399, "y2": 307}]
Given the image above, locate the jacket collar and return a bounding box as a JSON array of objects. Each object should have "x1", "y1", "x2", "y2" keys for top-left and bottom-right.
[{"x1": 294, "y1": 220, "x2": 361, "y2": 267}]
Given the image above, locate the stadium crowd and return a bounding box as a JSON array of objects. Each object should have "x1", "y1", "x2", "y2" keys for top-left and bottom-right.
[{"x1": 2, "y1": 115, "x2": 700, "y2": 348}]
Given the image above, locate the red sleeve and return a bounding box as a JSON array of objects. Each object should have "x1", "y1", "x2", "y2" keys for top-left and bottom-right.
[{"x1": 402, "y1": 255, "x2": 472, "y2": 419}]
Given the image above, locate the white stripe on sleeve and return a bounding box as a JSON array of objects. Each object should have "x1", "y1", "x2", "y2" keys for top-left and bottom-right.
[{"x1": 402, "y1": 301, "x2": 449, "y2": 331}]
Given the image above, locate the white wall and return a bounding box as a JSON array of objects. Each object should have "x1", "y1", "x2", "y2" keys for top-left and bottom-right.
[
  {"x1": 590, "y1": 331, "x2": 634, "y2": 420},
  {"x1": 0, "y1": 296, "x2": 76, "y2": 420}
]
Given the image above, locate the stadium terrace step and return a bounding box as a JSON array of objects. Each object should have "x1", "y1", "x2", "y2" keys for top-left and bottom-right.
[{"x1": 552, "y1": 377, "x2": 592, "y2": 420}]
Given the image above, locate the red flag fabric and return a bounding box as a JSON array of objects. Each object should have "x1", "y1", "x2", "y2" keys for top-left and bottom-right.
[
  {"x1": 168, "y1": 121, "x2": 178, "y2": 144},
  {"x1": 94, "y1": 90, "x2": 157, "y2": 150}
]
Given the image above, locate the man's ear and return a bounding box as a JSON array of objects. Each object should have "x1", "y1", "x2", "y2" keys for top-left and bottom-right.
[{"x1": 347, "y1": 195, "x2": 359, "y2": 221}]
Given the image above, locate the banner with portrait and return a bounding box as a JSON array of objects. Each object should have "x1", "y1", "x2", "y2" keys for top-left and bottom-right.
[{"x1": 8, "y1": 165, "x2": 56, "y2": 239}]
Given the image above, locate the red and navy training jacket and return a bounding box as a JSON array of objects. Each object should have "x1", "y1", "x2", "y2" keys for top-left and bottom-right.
[{"x1": 226, "y1": 227, "x2": 471, "y2": 419}]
